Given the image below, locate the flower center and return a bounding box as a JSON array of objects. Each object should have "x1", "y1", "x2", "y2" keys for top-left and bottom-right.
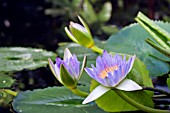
[{"x1": 100, "y1": 65, "x2": 118, "y2": 79}]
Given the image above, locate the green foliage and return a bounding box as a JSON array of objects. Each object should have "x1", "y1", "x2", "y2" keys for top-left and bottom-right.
[
  {"x1": 90, "y1": 57, "x2": 154, "y2": 112},
  {"x1": 0, "y1": 73, "x2": 15, "y2": 88},
  {"x1": 80, "y1": 0, "x2": 118, "y2": 36},
  {"x1": 0, "y1": 47, "x2": 56, "y2": 72},
  {"x1": 60, "y1": 64, "x2": 77, "y2": 89},
  {"x1": 46, "y1": 0, "x2": 118, "y2": 39},
  {"x1": 12, "y1": 86, "x2": 106, "y2": 113},
  {"x1": 80, "y1": 0, "x2": 111, "y2": 24},
  {"x1": 0, "y1": 73, "x2": 15, "y2": 107},
  {"x1": 167, "y1": 75, "x2": 170, "y2": 89},
  {"x1": 135, "y1": 12, "x2": 170, "y2": 57},
  {"x1": 0, "y1": 90, "x2": 14, "y2": 107},
  {"x1": 105, "y1": 22, "x2": 170, "y2": 76}
]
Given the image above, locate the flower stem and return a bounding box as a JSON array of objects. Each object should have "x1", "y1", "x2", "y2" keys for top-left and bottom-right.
[
  {"x1": 142, "y1": 86, "x2": 170, "y2": 96},
  {"x1": 3, "y1": 89, "x2": 18, "y2": 96},
  {"x1": 71, "y1": 87, "x2": 88, "y2": 97},
  {"x1": 91, "y1": 45, "x2": 103, "y2": 54},
  {"x1": 115, "y1": 90, "x2": 170, "y2": 113}
]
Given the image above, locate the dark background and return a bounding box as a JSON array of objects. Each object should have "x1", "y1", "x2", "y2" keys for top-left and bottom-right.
[{"x1": 0, "y1": 0, "x2": 169, "y2": 51}]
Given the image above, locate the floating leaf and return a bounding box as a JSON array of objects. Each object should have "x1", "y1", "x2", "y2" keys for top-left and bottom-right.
[
  {"x1": 0, "y1": 47, "x2": 56, "y2": 72},
  {"x1": 12, "y1": 86, "x2": 106, "y2": 113},
  {"x1": 105, "y1": 22, "x2": 170, "y2": 76},
  {"x1": 0, "y1": 73, "x2": 15, "y2": 88},
  {"x1": 57, "y1": 42, "x2": 98, "y2": 61}
]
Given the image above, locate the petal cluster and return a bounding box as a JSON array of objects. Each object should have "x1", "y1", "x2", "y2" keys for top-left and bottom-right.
[
  {"x1": 48, "y1": 48, "x2": 80, "y2": 85},
  {"x1": 85, "y1": 50, "x2": 136, "y2": 87}
]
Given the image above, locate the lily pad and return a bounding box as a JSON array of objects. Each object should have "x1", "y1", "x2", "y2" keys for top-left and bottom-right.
[
  {"x1": 105, "y1": 22, "x2": 170, "y2": 76},
  {"x1": 57, "y1": 42, "x2": 98, "y2": 61},
  {"x1": 0, "y1": 47, "x2": 56, "y2": 72},
  {"x1": 0, "y1": 73, "x2": 15, "y2": 88},
  {"x1": 12, "y1": 86, "x2": 106, "y2": 113}
]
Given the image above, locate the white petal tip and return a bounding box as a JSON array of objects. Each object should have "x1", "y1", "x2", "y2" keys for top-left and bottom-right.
[
  {"x1": 82, "y1": 85, "x2": 110, "y2": 104},
  {"x1": 115, "y1": 79, "x2": 142, "y2": 91},
  {"x1": 82, "y1": 100, "x2": 88, "y2": 104},
  {"x1": 64, "y1": 48, "x2": 72, "y2": 61}
]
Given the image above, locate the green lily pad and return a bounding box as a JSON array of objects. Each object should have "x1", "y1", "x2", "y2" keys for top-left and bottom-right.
[
  {"x1": 105, "y1": 22, "x2": 170, "y2": 76},
  {"x1": 0, "y1": 47, "x2": 56, "y2": 72},
  {"x1": 57, "y1": 42, "x2": 98, "y2": 61},
  {"x1": 0, "y1": 73, "x2": 15, "y2": 88},
  {"x1": 12, "y1": 86, "x2": 106, "y2": 113}
]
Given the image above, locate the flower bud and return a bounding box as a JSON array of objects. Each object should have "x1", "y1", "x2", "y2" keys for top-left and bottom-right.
[
  {"x1": 48, "y1": 48, "x2": 87, "y2": 89},
  {"x1": 65, "y1": 16, "x2": 94, "y2": 48}
]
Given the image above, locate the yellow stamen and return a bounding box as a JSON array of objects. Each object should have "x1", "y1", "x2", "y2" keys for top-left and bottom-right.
[{"x1": 100, "y1": 65, "x2": 118, "y2": 79}]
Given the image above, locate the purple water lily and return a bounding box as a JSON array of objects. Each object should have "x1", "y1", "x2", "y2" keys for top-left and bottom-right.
[
  {"x1": 83, "y1": 50, "x2": 142, "y2": 104},
  {"x1": 85, "y1": 50, "x2": 136, "y2": 87},
  {"x1": 48, "y1": 48, "x2": 81, "y2": 86}
]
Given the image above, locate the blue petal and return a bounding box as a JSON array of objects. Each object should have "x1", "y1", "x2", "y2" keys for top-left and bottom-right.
[
  {"x1": 96, "y1": 56, "x2": 105, "y2": 71},
  {"x1": 102, "y1": 50, "x2": 113, "y2": 67},
  {"x1": 97, "y1": 76, "x2": 109, "y2": 87},
  {"x1": 91, "y1": 64, "x2": 100, "y2": 76},
  {"x1": 113, "y1": 54, "x2": 122, "y2": 65},
  {"x1": 105, "y1": 72, "x2": 116, "y2": 87},
  {"x1": 85, "y1": 68, "x2": 97, "y2": 80},
  {"x1": 125, "y1": 55, "x2": 136, "y2": 74},
  {"x1": 56, "y1": 57, "x2": 63, "y2": 67},
  {"x1": 123, "y1": 55, "x2": 126, "y2": 61},
  {"x1": 72, "y1": 54, "x2": 78, "y2": 61},
  {"x1": 112, "y1": 69, "x2": 122, "y2": 86}
]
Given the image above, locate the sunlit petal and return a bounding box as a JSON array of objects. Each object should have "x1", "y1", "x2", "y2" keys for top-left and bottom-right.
[
  {"x1": 64, "y1": 27, "x2": 78, "y2": 43},
  {"x1": 70, "y1": 22, "x2": 87, "y2": 33},
  {"x1": 115, "y1": 79, "x2": 142, "y2": 91},
  {"x1": 82, "y1": 85, "x2": 111, "y2": 104},
  {"x1": 64, "y1": 48, "x2": 72, "y2": 61},
  {"x1": 48, "y1": 58, "x2": 62, "y2": 83}
]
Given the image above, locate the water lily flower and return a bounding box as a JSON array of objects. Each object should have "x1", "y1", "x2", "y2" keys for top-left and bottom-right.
[
  {"x1": 82, "y1": 50, "x2": 142, "y2": 104},
  {"x1": 65, "y1": 16, "x2": 94, "y2": 48},
  {"x1": 48, "y1": 48, "x2": 86, "y2": 89}
]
